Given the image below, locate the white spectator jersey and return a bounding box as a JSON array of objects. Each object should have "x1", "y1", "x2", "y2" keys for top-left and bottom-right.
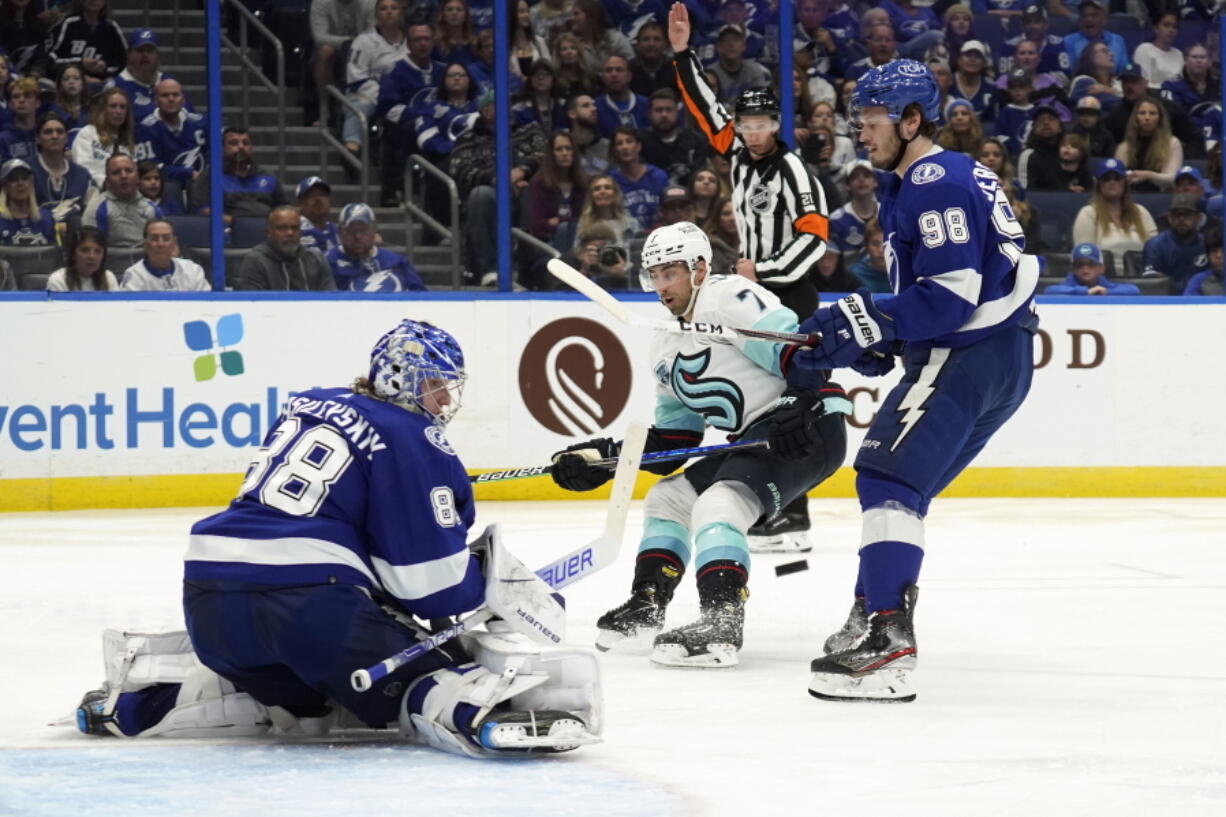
[
  {"x1": 346, "y1": 29, "x2": 408, "y2": 101},
  {"x1": 651, "y1": 274, "x2": 797, "y2": 437}
]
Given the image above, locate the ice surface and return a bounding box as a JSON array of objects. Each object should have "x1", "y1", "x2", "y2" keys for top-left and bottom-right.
[{"x1": 2, "y1": 499, "x2": 1225, "y2": 816}]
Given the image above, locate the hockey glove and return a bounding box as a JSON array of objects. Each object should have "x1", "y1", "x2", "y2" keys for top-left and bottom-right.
[
  {"x1": 549, "y1": 437, "x2": 619, "y2": 492},
  {"x1": 769, "y1": 387, "x2": 828, "y2": 461},
  {"x1": 789, "y1": 290, "x2": 896, "y2": 378}
]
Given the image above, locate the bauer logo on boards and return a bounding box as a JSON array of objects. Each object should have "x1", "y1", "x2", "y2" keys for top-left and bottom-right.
[{"x1": 518, "y1": 317, "x2": 632, "y2": 436}]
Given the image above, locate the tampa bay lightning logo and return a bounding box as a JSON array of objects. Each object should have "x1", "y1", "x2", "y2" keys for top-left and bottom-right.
[
  {"x1": 910, "y1": 162, "x2": 945, "y2": 185},
  {"x1": 670, "y1": 350, "x2": 744, "y2": 431},
  {"x1": 425, "y1": 424, "x2": 455, "y2": 456}
]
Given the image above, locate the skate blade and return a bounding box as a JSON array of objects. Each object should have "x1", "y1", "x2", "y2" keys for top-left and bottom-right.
[
  {"x1": 479, "y1": 717, "x2": 601, "y2": 752},
  {"x1": 807, "y1": 669, "x2": 915, "y2": 703},
  {"x1": 649, "y1": 642, "x2": 739, "y2": 669},
  {"x1": 595, "y1": 627, "x2": 659, "y2": 654},
  {"x1": 747, "y1": 533, "x2": 812, "y2": 554}
]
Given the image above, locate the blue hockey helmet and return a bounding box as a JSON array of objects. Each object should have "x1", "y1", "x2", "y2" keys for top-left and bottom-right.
[
  {"x1": 849, "y1": 59, "x2": 942, "y2": 128},
  {"x1": 368, "y1": 319, "x2": 466, "y2": 425}
]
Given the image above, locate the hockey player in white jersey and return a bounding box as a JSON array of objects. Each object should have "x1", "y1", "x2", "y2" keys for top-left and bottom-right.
[{"x1": 547, "y1": 222, "x2": 849, "y2": 668}]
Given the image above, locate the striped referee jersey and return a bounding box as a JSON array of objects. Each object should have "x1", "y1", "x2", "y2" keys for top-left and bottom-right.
[{"x1": 674, "y1": 49, "x2": 828, "y2": 287}]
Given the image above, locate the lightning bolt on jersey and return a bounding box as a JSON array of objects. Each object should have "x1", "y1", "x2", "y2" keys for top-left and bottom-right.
[
  {"x1": 651, "y1": 275, "x2": 797, "y2": 436},
  {"x1": 185, "y1": 387, "x2": 484, "y2": 620},
  {"x1": 875, "y1": 147, "x2": 1038, "y2": 349}
]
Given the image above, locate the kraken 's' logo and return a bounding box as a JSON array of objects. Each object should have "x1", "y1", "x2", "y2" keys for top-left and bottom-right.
[{"x1": 670, "y1": 350, "x2": 744, "y2": 430}]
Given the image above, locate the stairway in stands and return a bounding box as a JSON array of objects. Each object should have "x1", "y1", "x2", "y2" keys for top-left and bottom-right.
[{"x1": 109, "y1": 1, "x2": 458, "y2": 287}]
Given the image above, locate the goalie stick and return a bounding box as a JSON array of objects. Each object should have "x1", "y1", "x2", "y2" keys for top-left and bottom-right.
[
  {"x1": 351, "y1": 421, "x2": 649, "y2": 692},
  {"x1": 470, "y1": 438, "x2": 770, "y2": 484},
  {"x1": 546, "y1": 258, "x2": 821, "y2": 347}
]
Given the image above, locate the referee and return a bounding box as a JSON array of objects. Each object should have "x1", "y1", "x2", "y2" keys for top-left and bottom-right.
[{"x1": 668, "y1": 2, "x2": 831, "y2": 550}]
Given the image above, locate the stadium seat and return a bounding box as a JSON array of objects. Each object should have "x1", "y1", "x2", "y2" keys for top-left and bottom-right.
[
  {"x1": 1122, "y1": 250, "x2": 1144, "y2": 277},
  {"x1": 1027, "y1": 192, "x2": 1087, "y2": 251},
  {"x1": 167, "y1": 215, "x2": 211, "y2": 249},
  {"x1": 1043, "y1": 252, "x2": 1071, "y2": 279},
  {"x1": 1175, "y1": 21, "x2": 1209, "y2": 50},
  {"x1": 107, "y1": 248, "x2": 145, "y2": 276},
  {"x1": 230, "y1": 217, "x2": 268, "y2": 249},
  {"x1": 19, "y1": 271, "x2": 52, "y2": 291},
  {"x1": 0, "y1": 245, "x2": 63, "y2": 287},
  {"x1": 190, "y1": 248, "x2": 247, "y2": 290},
  {"x1": 1107, "y1": 14, "x2": 1142, "y2": 33}
]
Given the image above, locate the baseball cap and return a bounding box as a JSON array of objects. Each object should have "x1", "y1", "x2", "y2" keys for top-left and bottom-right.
[
  {"x1": 960, "y1": 40, "x2": 987, "y2": 56},
  {"x1": 1075, "y1": 96, "x2": 1102, "y2": 112},
  {"x1": 339, "y1": 202, "x2": 376, "y2": 228},
  {"x1": 0, "y1": 158, "x2": 32, "y2": 182},
  {"x1": 845, "y1": 158, "x2": 874, "y2": 178},
  {"x1": 128, "y1": 28, "x2": 158, "y2": 48},
  {"x1": 1096, "y1": 157, "x2": 1126, "y2": 178},
  {"x1": 1007, "y1": 67, "x2": 1030, "y2": 86},
  {"x1": 296, "y1": 176, "x2": 330, "y2": 198},
  {"x1": 1030, "y1": 102, "x2": 1062, "y2": 121},
  {"x1": 1023, "y1": 4, "x2": 1047, "y2": 19},
  {"x1": 1175, "y1": 165, "x2": 1205, "y2": 185},
  {"x1": 1168, "y1": 193, "x2": 1200, "y2": 213},
  {"x1": 477, "y1": 87, "x2": 495, "y2": 109},
  {"x1": 1072, "y1": 242, "x2": 1103, "y2": 265},
  {"x1": 660, "y1": 186, "x2": 691, "y2": 206},
  {"x1": 1119, "y1": 62, "x2": 1145, "y2": 80},
  {"x1": 717, "y1": 24, "x2": 747, "y2": 39}
]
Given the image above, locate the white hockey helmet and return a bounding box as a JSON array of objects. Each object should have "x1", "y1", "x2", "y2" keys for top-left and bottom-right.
[{"x1": 640, "y1": 221, "x2": 712, "y2": 276}]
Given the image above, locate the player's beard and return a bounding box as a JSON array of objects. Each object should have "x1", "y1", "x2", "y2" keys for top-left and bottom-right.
[{"x1": 867, "y1": 129, "x2": 902, "y2": 171}]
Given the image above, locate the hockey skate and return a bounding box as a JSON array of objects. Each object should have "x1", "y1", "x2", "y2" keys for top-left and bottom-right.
[
  {"x1": 651, "y1": 563, "x2": 747, "y2": 669},
  {"x1": 595, "y1": 552, "x2": 682, "y2": 653},
  {"x1": 476, "y1": 709, "x2": 593, "y2": 752},
  {"x1": 75, "y1": 688, "x2": 120, "y2": 736},
  {"x1": 747, "y1": 510, "x2": 812, "y2": 553},
  {"x1": 808, "y1": 586, "x2": 918, "y2": 703},
  {"x1": 822, "y1": 597, "x2": 869, "y2": 654}
]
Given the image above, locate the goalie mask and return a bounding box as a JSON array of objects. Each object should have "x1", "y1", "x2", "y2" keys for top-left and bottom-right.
[
  {"x1": 639, "y1": 221, "x2": 713, "y2": 316},
  {"x1": 368, "y1": 320, "x2": 466, "y2": 425}
]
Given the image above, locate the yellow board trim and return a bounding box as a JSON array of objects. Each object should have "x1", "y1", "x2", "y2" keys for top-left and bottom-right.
[{"x1": 1, "y1": 467, "x2": 1223, "y2": 512}]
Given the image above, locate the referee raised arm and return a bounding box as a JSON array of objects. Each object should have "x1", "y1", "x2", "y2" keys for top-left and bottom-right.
[{"x1": 667, "y1": 1, "x2": 829, "y2": 317}]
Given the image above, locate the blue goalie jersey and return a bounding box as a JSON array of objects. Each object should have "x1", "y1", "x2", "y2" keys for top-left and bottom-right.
[
  {"x1": 185, "y1": 387, "x2": 484, "y2": 620},
  {"x1": 875, "y1": 148, "x2": 1038, "y2": 348}
]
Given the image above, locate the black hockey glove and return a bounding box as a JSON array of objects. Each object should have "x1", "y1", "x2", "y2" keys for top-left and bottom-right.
[
  {"x1": 769, "y1": 388, "x2": 828, "y2": 461},
  {"x1": 549, "y1": 437, "x2": 619, "y2": 492}
]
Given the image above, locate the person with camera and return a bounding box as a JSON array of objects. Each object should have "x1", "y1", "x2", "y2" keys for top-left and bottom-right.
[
  {"x1": 554, "y1": 223, "x2": 632, "y2": 292},
  {"x1": 668, "y1": 1, "x2": 832, "y2": 552}
]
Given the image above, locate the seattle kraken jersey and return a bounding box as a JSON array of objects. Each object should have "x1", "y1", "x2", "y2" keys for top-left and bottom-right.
[
  {"x1": 185, "y1": 388, "x2": 483, "y2": 620},
  {"x1": 651, "y1": 275, "x2": 796, "y2": 436},
  {"x1": 876, "y1": 148, "x2": 1038, "y2": 348}
]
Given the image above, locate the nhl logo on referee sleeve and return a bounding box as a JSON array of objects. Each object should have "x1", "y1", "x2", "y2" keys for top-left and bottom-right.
[{"x1": 910, "y1": 163, "x2": 945, "y2": 185}]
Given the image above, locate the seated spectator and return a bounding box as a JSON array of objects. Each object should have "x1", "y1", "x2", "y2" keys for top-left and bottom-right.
[
  {"x1": 847, "y1": 217, "x2": 891, "y2": 293},
  {"x1": 1000, "y1": 5, "x2": 1070, "y2": 81},
  {"x1": 707, "y1": 25, "x2": 771, "y2": 106},
  {"x1": 882, "y1": 0, "x2": 942, "y2": 60},
  {"x1": 1043, "y1": 241, "x2": 1140, "y2": 295},
  {"x1": 45, "y1": 64, "x2": 90, "y2": 132},
  {"x1": 137, "y1": 161, "x2": 182, "y2": 215},
  {"x1": 83, "y1": 153, "x2": 163, "y2": 247},
  {"x1": 238, "y1": 205, "x2": 336, "y2": 291},
  {"x1": 996, "y1": 33, "x2": 1068, "y2": 97},
  {"x1": 936, "y1": 99, "x2": 984, "y2": 157},
  {"x1": 432, "y1": 0, "x2": 475, "y2": 66},
  {"x1": 797, "y1": 121, "x2": 843, "y2": 211},
  {"x1": 829, "y1": 159, "x2": 879, "y2": 265},
  {"x1": 696, "y1": 0, "x2": 767, "y2": 67},
  {"x1": 552, "y1": 32, "x2": 599, "y2": 101},
  {"x1": 0, "y1": 0, "x2": 50, "y2": 79},
  {"x1": 594, "y1": 55, "x2": 648, "y2": 138},
  {"x1": 995, "y1": 68, "x2": 1035, "y2": 156},
  {"x1": 374, "y1": 20, "x2": 444, "y2": 206},
  {"x1": 606, "y1": 124, "x2": 667, "y2": 229},
  {"x1": 564, "y1": 92, "x2": 609, "y2": 177},
  {"x1": 1072, "y1": 96, "x2": 1116, "y2": 159},
  {"x1": 977, "y1": 138, "x2": 1018, "y2": 189},
  {"x1": 119, "y1": 218, "x2": 209, "y2": 291},
  {"x1": 1173, "y1": 165, "x2": 1211, "y2": 204},
  {"x1": 1062, "y1": 0, "x2": 1127, "y2": 74},
  {"x1": 641, "y1": 87, "x2": 708, "y2": 187},
  {"x1": 567, "y1": 0, "x2": 633, "y2": 67},
  {"x1": 341, "y1": 0, "x2": 406, "y2": 155},
  {"x1": 1103, "y1": 62, "x2": 1198, "y2": 151},
  {"x1": 46, "y1": 0, "x2": 126, "y2": 92},
  {"x1": 509, "y1": 0, "x2": 550, "y2": 79},
  {"x1": 311, "y1": 0, "x2": 376, "y2": 126},
  {"x1": 108, "y1": 29, "x2": 184, "y2": 122},
  {"x1": 189, "y1": 126, "x2": 288, "y2": 221},
  {"x1": 576, "y1": 173, "x2": 641, "y2": 248},
  {"x1": 806, "y1": 101, "x2": 856, "y2": 171},
  {"x1": 46, "y1": 225, "x2": 116, "y2": 291},
  {"x1": 812, "y1": 244, "x2": 863, "y2": 293},
  {"x1": 1115, "y1": 97, "x2": 1182, "y2": 192},
  {"x1": 295, "y1": 176, "x2": 339, "y2": 255},
  {"x1": 134, "y1": 78, "x2": 206, "y2": 204},
  {"x1": 411, "y1": 61, "x2": 478, "y2": 169},
  {"x1": 1068, "y1": 42, "x2": 1121, "y2": 111},
  {"x1": 0, "y1": 76, "x2": 40, "y2": 162},
  {"x1": 793, "y1": 0, "x2": 859, "y2": 76},
  {"x1": 1142, "y1": 193, "x2": 1208, "y2": 292},
  {"x1": 1133, "y1": 12, "x2": 1182, "y2": 90},
  {"x1": 524, "y1": 130, "x2": 587, "y2": 252},
  {"x1": 1160, "y1": 44, "x2": 1220, "y2": 149},
  {"x1": 654, "y1": 185, "x2": 695, "y2": 228},
  {"x1": 326, "y1": 202, "x2": 425, "y2": 291},
  {"x1": 32, "y1": 111, "x2": 95, "y2": 224},
  {"x1": 465, "y1": 28, "x2": 509, "y2": 95},
  {"x1": 557, "y1": 222, "x2": 632, "y2": 291},
  {"x1": 511, "y1": 60, "x2": 566, "y2": 131},
  {"x1": 702, "y1": 196, "x2": 739, "y2": 275},
  {"x1": 687, "y1": 166, "x2": 723, "y2": 225},
  {"x1": 72, "y1": 86, "x2": 135, "y2": 187},
  {"x1": 949, "y1": 40, "x2": 996, "y2": 123},
  {"x1": 1018, "y1": 103, "x2": 1063, "y2": 189},
  {"x1": 1052, "y1": 132, "x2": 1093, "y2": 193},
  {"x1": 1183, "y1": 225, "x2": 1222, "y2": 296},
  {"x1": 0, "y1": 157, "x2": 55, "y2": 244},
  {"x1": 844, "y1": 21, "x2": 899, "y2": 82},
  {"x1": 1072, "y1": 157, "x2": 1158, "y2": 257},
  {"x1": 629, "y1": 20, "x2": 675, "y2": 98}
]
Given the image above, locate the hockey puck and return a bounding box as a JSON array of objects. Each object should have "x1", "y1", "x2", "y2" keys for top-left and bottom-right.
[{"x1": 774, "y1": 559, "x2": 809, "y2": 577}]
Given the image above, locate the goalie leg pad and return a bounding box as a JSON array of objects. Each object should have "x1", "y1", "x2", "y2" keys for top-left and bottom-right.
[{"x1": 137, "y1": 664, "x2": 274, "y2": 738}]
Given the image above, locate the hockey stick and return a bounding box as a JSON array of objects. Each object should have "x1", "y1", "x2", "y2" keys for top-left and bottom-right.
[
  {"x1": 350, "y1": 421, "x2": 649, "y2": 692},
  {"x1": 469, "y1": 438, "x2": 770, "y2": 485},
  {"x1": 546, "y1": 258, "x2": 820, "y2": 347}
]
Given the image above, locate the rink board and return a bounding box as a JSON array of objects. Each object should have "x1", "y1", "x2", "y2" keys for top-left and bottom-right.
[{"x1": 0, "y1": 294, "x2": 1223, "y2": 510}]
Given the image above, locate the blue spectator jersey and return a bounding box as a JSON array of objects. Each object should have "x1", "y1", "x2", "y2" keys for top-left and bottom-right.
[
  {"x1": 609, "y1": 163, "x2": 668, "y2": 228},
  {"x1": 376, "y1": 57, "x2": 446, "y2": 127},
  {"x1": 107, "y1": 70, "x2": 192, "y2": 122},
  {"x1": 0, "y1": 206, "x2": 56, "y2": 245},
  {"x1": 300, "y1": 217, "x2": 339, "y2": 256},
  {"x1": 412, "y1": 93, "x2": 478, "y2": 155},
  {"x1": 879, "y1": 0, "x2": 940, "y2": 43},
  {"x1": 0, "y1": 124, "x2": 36, "y2": 162},
  {"x1": 829, "y1": 199, "x2": 878, "y2": 259},
  {"x1": 950, "y1": 77, "x2": 998, "y2": 122},
  {"x1": 326, "y1": 245, "x2": 427, "y2": 292},
  {"x1": 874, "y1": 147, "x2": 1037, "y2": 347},
  {"x1": 41, "y1": 102, "x2": 90, "y2": 133},
  {"x1": 994, "y1": 104, "x2": 1033, "y2": 155},
  {"x1": 1064, "y1": 30, "x2": 1128, "y2": 74},
  {"x1": 134, "y1": 109, "x2": 208, "y2": 184},
  {"x1": 1142, "y1": 230, "x2": 1207, "y2": 292},
  {"x1": 1043, "y1": 273, "x2": 1140, "y2": 295},
  {"x1": 595, "y1": 92, "x2": 650, "y2": 139},
  {"x1": 31, "y1": 157, "x2": 95, "y2": 219},
  {"x1": 185, "y1": 387, "x2": 484, "y2": 620},
  {"x1": 1002, "y1": 34, "x2": 1071, "y2": 79},
  {"x1": 603, "y1": 0, "x2": 667, "y2": 32},
  {"x1": 1183, "y1": 267, "x2": 1222, "y2": 295}
]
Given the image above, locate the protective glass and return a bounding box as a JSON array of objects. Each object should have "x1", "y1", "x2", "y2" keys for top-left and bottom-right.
[{"x1": 734, "y1": 119, "x2": 776, "y2": 135}]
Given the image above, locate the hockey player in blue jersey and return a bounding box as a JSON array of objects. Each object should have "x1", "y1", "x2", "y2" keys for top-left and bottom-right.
[
  {"x1": 72, "y1": 320, "x2": 602, "y2": 756},
  {"x1": 785, "y1": 60, "x2": 1039, "y2": 702}
]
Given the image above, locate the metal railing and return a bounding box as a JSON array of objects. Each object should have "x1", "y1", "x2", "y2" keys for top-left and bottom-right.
[
  {"x1": 403, "y1": 156, "x2": 462, "y2": 288},
  {"x1": 318, "y1": 85, "x2": 371, "y2": 203},
  {"x1": 218, "y1": 0, "x2": 286, "y2": 178},
  {"x1": 511, "y1": 228, "x2": 560, "y2": 260},
  {"x1": 138, "y1": 0, "x2": 182, "y2": 54}
]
